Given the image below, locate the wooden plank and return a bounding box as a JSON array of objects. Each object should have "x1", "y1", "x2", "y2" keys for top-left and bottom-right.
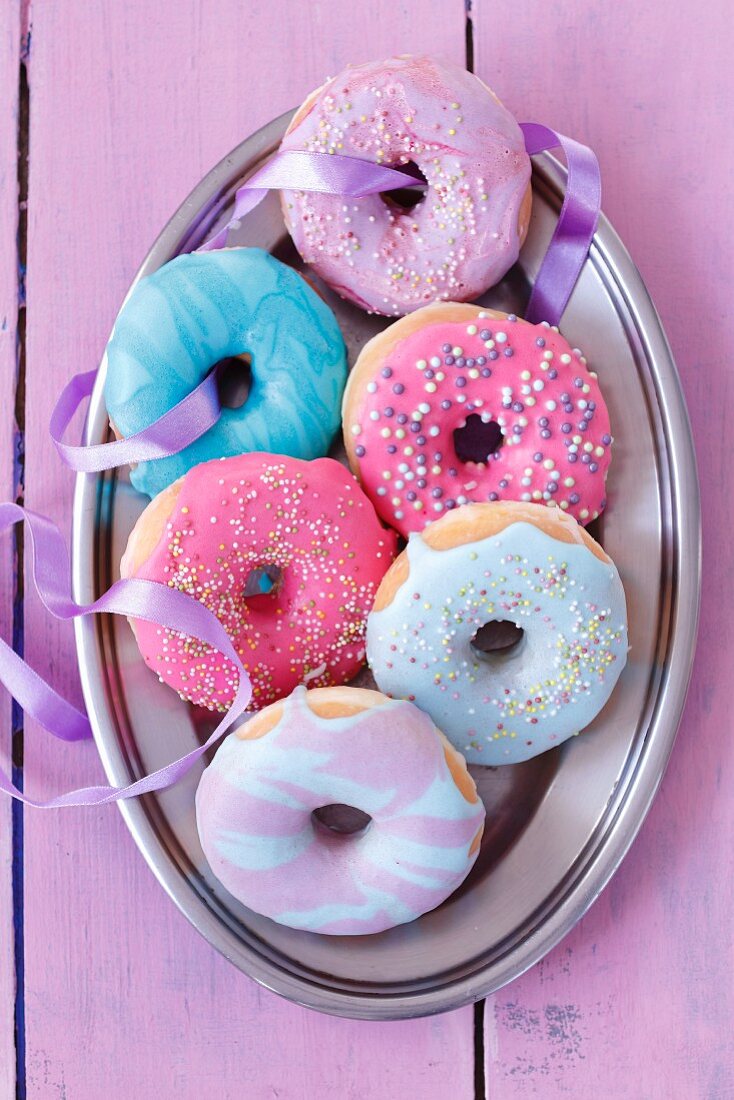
[
  {"x1": 474, "y1": 2, "x2": 734, "y2": 1096},
  {"x1": 21, "y1": 4, "x2": 476, "y2": 1097},
  {"x1": 0, "y1": 2, "x2": 22, "y2": 1096}
]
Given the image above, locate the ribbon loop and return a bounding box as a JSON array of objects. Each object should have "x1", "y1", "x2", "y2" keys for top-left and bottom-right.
[
  {"x1": 51, "y1": 365, "x2": 222, "y2": 473},
  {"x1": 0, "y1": 502, "x2": 252, "y2": 807},
  {"x1": 519, "y1": 123, "x2": 601, "y2": 326}
]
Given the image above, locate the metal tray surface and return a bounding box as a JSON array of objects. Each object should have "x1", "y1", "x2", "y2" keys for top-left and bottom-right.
[{"x1": 72, "y1": 111, "x2": 700, "y2": 1020}]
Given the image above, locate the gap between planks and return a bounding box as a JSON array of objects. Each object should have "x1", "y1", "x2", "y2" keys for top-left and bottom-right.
[
  {"x1": 12, "y1": 6, "x2": 30, "y2": 1099},
  {"x1": 464, "y1": 9, "x2": 487, "y2": 1100}
]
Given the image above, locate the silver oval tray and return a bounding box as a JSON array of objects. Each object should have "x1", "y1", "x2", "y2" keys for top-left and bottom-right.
[{"x1": 72, "y1": 111, "x2": 700, "y2": 1020}]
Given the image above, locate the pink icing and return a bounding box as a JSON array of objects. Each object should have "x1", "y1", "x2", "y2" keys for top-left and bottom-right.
[
  {"x1": 348, "y1": 313, "x2": 612, "y2": 535},
  {"x1": 195, "y1": 687, "x2": 485, "y2": 934},
  {"x1": 281, "y1": 56, "x2": 531, "y2": 316},
  {"x1": 129, "y1": 454, "x2": 396, "y2": 712}
]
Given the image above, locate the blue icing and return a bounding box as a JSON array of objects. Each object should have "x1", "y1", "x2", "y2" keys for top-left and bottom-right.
[
  {"x1": 104, "y1": 247, "x2": 347, "y2": 498},
  {"x1": 367, "y1": 521, "x2": 628, "y2": 766},
  {"x1": 215, "y1": 827, "x2": 312, "y2": 871},
  {"x1": 275, "y1": 884, "x2": 414, "y2": 933},
  {"x1": 402, "y1": 773, "x2": 478, "y2": 822}
]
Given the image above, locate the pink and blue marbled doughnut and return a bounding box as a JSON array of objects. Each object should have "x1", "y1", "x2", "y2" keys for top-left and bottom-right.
[
  {"x1": 280, "y1": 55, "x2": 532, "y2": 316},
  {"x1": 195, "y1": 685, "x2": 485, "y2": 935}
]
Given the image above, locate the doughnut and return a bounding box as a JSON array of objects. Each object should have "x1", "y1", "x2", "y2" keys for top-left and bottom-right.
[
  {"x1": 366, "y1": 501, "x2": 627, "y2": 765},
  {"x1": 343, "y1": 303, "x2": 612, "y2": 535},
  {"x1": 120, "y1": 453, "x2": 396, "y2": 712},
  {"x1": 280, "y1": 55, "x2": 532, "y2": 316},
  {"x1": 195, "y1": 684, "x2": 485, "y2": 934},
  {"x1": 104, "y1": 247, "x2": 348, "y2": 499}
]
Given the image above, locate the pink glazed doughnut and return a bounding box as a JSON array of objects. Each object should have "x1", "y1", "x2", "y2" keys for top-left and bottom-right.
[
  {"x1": 343, "y1": 303, "x2": 612, "y2": 536},
  {"x1": 120, "y1": 454, "x2": 397, "y2": 713},
  {"x1": 280, "y1": 55, "x2": 532, "y2": 316},
  {"x1": 196, "y1": 685, "x2": 485, "y2": 934}
]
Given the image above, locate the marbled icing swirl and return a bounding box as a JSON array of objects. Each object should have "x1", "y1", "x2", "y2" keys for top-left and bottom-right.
[
  {"x1": 104, "y1": 247, "x2": 347, "y2": 498},
  {"x1": 367, "y1": 514, "x2": 628, "y2": 765},
  {"x1": 195, "y1": 686, "x2": 485, "y2": 934},
  {"x1": 281, "y1": 56, "x2": 531, "y2": 316}
]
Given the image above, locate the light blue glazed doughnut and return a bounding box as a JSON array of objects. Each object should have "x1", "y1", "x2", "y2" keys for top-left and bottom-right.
[
  {"x1": 367, "y1": 503, "x2": 628, "y2": 765},
  {"x1": 104, "y1": 247, "x2": 348, "y2": 498}
]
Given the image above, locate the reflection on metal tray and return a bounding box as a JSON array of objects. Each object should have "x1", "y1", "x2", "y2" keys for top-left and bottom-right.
[{"x1": 71, "y1": 111, "x2": 700, "y2": 1020}]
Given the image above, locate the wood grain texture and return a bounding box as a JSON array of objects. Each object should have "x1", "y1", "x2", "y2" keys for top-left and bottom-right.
[
  {"x1": 20, "y1": 3, "x2": 474, "y2": 1098},
  {"x1": 474, "y1": 2, "x2": 734, "y2": 1096},
  {"x1": 0, "y1": 2, "x2": 21, "y2": 1097}
]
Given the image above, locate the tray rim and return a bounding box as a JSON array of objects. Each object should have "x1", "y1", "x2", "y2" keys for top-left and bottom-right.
[{"x1": 71, "y1": 110, "x2": 701, "y2": 1020}]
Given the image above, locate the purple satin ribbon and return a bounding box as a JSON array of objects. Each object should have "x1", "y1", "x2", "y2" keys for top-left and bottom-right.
[
  {"x1": 0, "y1": 502, "x2": 252, "y2": 807},
  {"x1": 51, "y1": 366, "x2": 222, "y2": 473},
  {"x1": 519, "y1": 123, "x2": 601, "y2": 326},
  {"x1": 199, "y1": 149, "x2": 428, "y2": 251},
  {"x1": 52, "y1": 125, "x2": 601, "y2": 476}
]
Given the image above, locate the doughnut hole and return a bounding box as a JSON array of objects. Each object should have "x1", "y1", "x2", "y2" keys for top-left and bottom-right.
[
  {"x1": 312, "y1": 804, "x2": 372, "y2": 837},
  {"x1": 471, "y1": 620, "x2": 525, "y2": 663},
  {"x1": 242, "y1": 564, "x2": 283, "y2": 599},
  {"x1": 453, "y1": 414, "x2": 503, "y2": 465},
  {"x1": 379, "y1": 161, "x2": 428, "y2": 211},
  {"x1": 216, "y1": 354, "x2": 252, "y2": 409}
]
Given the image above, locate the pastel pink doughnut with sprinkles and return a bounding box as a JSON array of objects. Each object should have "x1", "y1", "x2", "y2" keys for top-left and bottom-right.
[
  {"x1": 120, "y1": 454, "x2": 397, "y2": 713},
  {"x1": 343, "y1": 303, "x2": 613, "y2": 537},
  {"x1": 280, "y1": 55, "x2": 532, "y2": 316}
]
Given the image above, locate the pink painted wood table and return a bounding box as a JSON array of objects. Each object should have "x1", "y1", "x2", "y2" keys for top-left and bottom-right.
[{"x1": 1, "y1": 1, "x2": 731, "y2": 1096}]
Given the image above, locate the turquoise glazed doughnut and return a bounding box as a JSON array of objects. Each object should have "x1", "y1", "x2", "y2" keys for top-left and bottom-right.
[
  {"x1": 366, "y1": 501, "x2": 628, "y2": 766},
  {"x1": 104, "y1": 247, "x2": 348, "y2": 498}
]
